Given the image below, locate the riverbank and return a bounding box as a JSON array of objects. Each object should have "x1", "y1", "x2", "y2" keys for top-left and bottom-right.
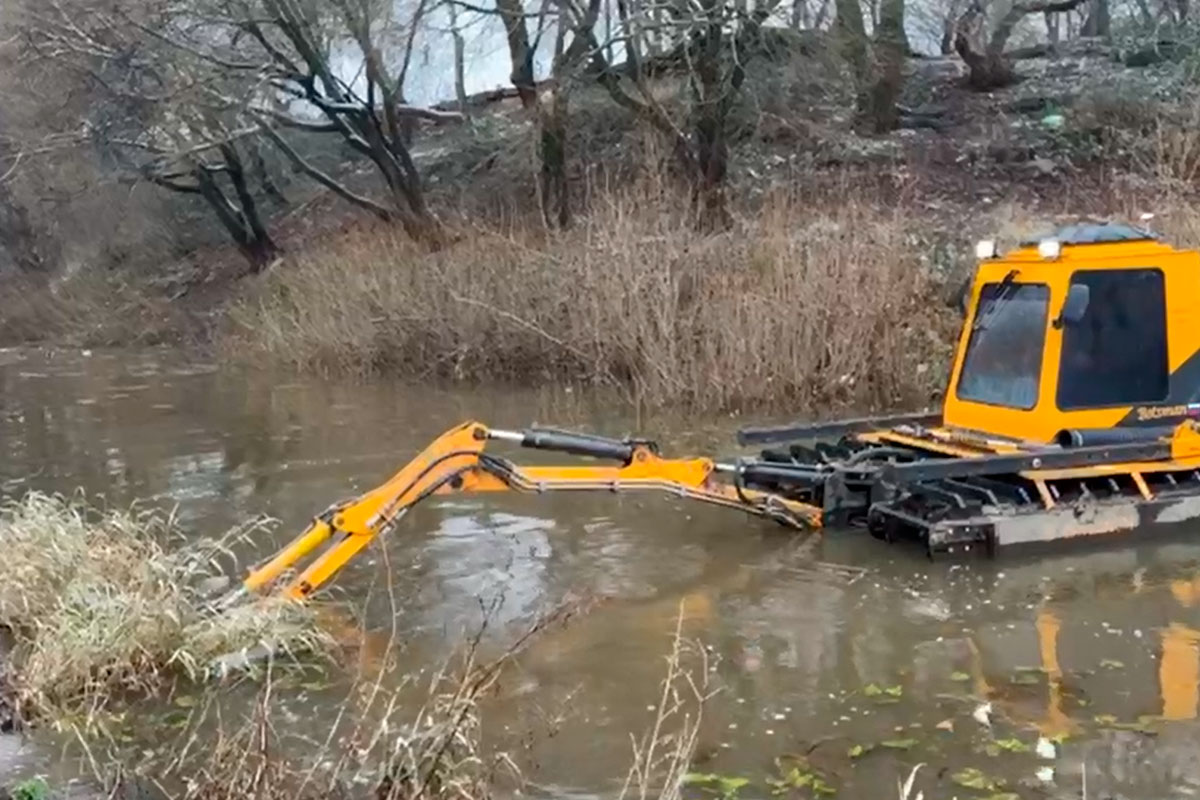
[
  {"x1": 7, "y1": 41, "x2": 1200, "y2": 413},
  {"x1": 6, "y1": 179, "x2": 1200, "y2": 416}
]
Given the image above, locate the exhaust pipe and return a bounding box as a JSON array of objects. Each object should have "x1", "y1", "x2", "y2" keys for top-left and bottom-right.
[{"x1": 1054, "y1": 426, "x2": 1176, "y2": 448}]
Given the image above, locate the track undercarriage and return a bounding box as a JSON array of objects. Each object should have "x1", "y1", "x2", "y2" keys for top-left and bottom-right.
[{"x1": 740, "y1": 413, "x2": 1200, "y2": 556}]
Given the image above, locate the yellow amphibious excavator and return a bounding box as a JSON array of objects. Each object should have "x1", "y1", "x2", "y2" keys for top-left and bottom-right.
[{"x1": 243, "y1": 222, "x2": 1200, "y2": 602}]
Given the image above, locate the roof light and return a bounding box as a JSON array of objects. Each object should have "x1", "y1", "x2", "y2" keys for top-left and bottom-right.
[
  {"x1": 1038, "y1": 239, "x2": 1062, "y2": 259},
  {"x1": 975, "y1": 239, "x2": 998, "y2": 259}
]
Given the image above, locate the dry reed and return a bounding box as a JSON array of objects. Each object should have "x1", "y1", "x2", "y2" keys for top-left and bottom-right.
[
  {"x1": 227, "y1": 188, "x2": 955, "y2": 413},
  {"x1": 102, "y1": 601, "x2": 586, "y2": 800},
  {"x1": 0, "y1": 493, "x2": 329, "y2": 725}
]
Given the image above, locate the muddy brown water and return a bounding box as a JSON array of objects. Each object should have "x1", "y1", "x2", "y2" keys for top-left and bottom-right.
[{"x1": 4, "y1": 348, "x2": 1200, "y2": 798}]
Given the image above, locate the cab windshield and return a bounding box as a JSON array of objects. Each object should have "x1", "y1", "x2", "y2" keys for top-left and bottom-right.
[{"x1": 956, "y1": 281, "x2": 1049, "y2": 410}]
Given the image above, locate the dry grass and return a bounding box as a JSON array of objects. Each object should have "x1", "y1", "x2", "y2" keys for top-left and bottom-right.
[
  {"x1": 90, "y1": 602, "x2": 708, "y2": 800},
  {"x1": 227, "y1": 188, "x2": 955, "y2": 413},
  {"x1": 0, "y1": 493, "x2": 329, "y2": 725},
  {"x1": 0, "y1": 270, "x2": 185, "y2": 347},
  {"x1": 619, "y1": 605, "x2": 713, "y2": 800},
  {"x1": 1150, "y1": 106, "x2": 1200, "y2": 187},
  {"x1": 101, "y1": 601, "x2": 587, "y2": 800}
]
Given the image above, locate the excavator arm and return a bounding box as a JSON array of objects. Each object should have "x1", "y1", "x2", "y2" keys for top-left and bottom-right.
[{"x1": 240, "y1": 421, "x2": 823, "y2": 601}]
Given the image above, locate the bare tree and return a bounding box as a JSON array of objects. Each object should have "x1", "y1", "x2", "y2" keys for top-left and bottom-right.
[
  {"x1": 954, "y1": 0, "x2": 1085, "y2": 89},
  {"x1": 835, "y1": 0, "x2": 871, "y2": 104},
  {"x1": 447, "y1": 1, "x2": 470, "y2": 114},
  {"x1": 147, "y1": 140, "x2": 282, "y2": 269},
  {"x1": 241, "y1": 0, "x2": 462, "y2": 247},
  {"x1": 836, "y1": 0, "x2": 907, "y2": 133},
  {"x1": 496, "y1": 0, "x2": 539, "y2": 108},
  {"x1": 587, "y1": 0, "x2": 785, "y2": 226},
  {"x1": 489, "y1": 0, "x2": 599, "y2": 226},
  {"x1": 0, "y1": 172, "x2": 59, "y2": 273},
  {"x1": 17, "y1": 0, "x2": 283, "y2": 270}
]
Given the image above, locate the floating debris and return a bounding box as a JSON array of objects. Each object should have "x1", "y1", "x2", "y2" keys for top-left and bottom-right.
[
  {"x1": 848, "y1": 743, "x2": 875, "y2": 758},
  {"x1": 993, "y1": 738, "x2": 1031, "y2": 754},
  {"x1": 1035, "y1": 737, "x2": 1057, "y2": 760},
  {"x1": 880, "y1": 738, "x2": 918, "y2": 750},
  {"x1": 952, "y1": 767, "x2": 1003, "y2": 791}
]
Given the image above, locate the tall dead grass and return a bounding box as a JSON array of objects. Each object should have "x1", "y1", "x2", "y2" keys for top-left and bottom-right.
[
  {"x1": 0, "y1": 271, "x2": 186, "y2": 347},
  {"x1": 0, "y1": 493, "x2": 329, "y2": 725},
  {"x1": 228, "y1": 189, "x2": 954, "y2": 413},
  {"x1": 101, "y1": 601, "x2": 588, "y2": 800}
]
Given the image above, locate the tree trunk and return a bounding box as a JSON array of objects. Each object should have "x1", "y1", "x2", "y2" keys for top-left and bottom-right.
[
  {"x1": 539, "y1": 16, "x2": 570, "y2": 227},
  {"x1": 835, "y1": 0, "x2": 871, "y2": 108},
  {"x1": 954, "y1": 0, "x2": 1086, "y2": 89},
  {"x1": 1045, "y1": 10, "x2": 1060, "y2": 49},
  {"x1": 496, "y1": 0, "x2": 537, "y2": 108},
  {"x1": 692, "y1": 0, "x2": 731, "y2": 230},
  {"x1": 249, "y1": 140, "x2": 287, "y2": 205},
  {"x1": 0, "y1": 180, "x2": 56, "y2": 273},
  {"x1": 538, "y1": 87, "x2": 570, "y2": 227},
  {"x1": 192, "y1": 161, "x2": 280, "y2": 272},
  {"x1": 954, "y1": 0, "x2": 1016, "y2": 90},
  {"x1": 864, "y1": 0, "x2": 905, "y2": 132},
  {"x1": 448, "y1": 1, "x2": 469, "y2": 114},
  {"x1": 813, "y1": 0, "x2": 832, "y2": 28},
  {"x1": 1080, "y1": 0, "x2": 1110, "y2": 36},
  {"x1": 219, "y1": 142, "x2": 279, "y2": 269}
]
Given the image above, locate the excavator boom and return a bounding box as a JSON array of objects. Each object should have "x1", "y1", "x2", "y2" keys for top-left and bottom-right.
[{"x1": 241, "y1": 421, "x2": 823, "y2": 601}]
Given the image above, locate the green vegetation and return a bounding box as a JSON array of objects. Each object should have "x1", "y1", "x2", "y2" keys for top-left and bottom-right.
[{"x1": 9, "y1": 778, "x2": 49, "y2": 800}]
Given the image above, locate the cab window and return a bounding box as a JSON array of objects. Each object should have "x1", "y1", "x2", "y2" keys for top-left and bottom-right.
[
  {"x1": 957, "y1": 282, "x2": 1049, "y2": 410},
  {"x1": 1057, "y1": 268, "x2": 1168, "y2": 409}
]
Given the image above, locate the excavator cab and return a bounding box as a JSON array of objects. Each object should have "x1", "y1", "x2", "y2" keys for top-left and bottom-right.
[
  {"x1": 945, "y1": 224, "x2": 1200, "y2": 444},
  {"x1": 237, "y1": 223, "x2": 1200, "y2": 604}
]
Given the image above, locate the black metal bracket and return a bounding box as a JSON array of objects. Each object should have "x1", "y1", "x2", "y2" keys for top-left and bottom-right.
[
  {"x1": 878, "y1": 440, "x2": 1171, "y2": 484},
  {"x1": 737, "y1": 410, "x2": 942, "y2": 446}
]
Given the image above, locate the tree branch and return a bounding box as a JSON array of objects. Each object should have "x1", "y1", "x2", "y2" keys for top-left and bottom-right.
[
  {"x1": 255, "y1": 119, "x2": 395, "y2": 221},
  {"x1": 256, "y1": 108, "x2": 341, "y2": 132},
  {"x1": 149, "y1": 173, "x2": 202, "y2": 195},
  {"x1": 129, "y1": 20, "x2": 263, "y2": 70},
  {"x1": 989, "y1": 0, "x2": 1084, "y2": 52}
]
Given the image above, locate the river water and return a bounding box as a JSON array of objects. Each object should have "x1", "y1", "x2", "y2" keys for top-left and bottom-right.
[{"x1": 4, "y1": 347, "x2": 1200, "y2": 799}]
